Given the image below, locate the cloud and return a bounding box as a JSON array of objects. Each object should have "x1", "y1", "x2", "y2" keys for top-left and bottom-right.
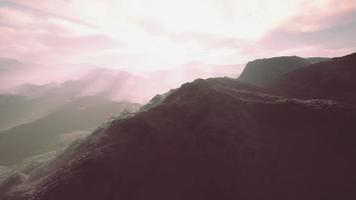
[
  {"x1": 259, "y1": 4, "x2": 356, "y2": 57},
  {"x1": 0, "y1": 1, "x2": 126, "y2": 66},
  {"x1": 283, "y1": 0, "x2": 356, "y2": 32},
  {"x1": 0, "y1": 0, "x2": 355, "y2": 73}
]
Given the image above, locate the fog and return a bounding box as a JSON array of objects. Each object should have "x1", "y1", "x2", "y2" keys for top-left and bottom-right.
[{"x1": 0, "y1": 58, "x2": 242, "y2": 103}]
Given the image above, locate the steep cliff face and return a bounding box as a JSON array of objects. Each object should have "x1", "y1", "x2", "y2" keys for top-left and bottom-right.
[
  {"x1": 238, "y1": 56, "x2": 312, "y2": 87},
  {"x1": 2, "y1": 78, "x2": 355, "y2": 200},
  {"x1": 273, "y1": 53, "x2": 356, "y2": 104},
  {"x1": 239, "y1": 52, "x2": 356, "y2": 105}
]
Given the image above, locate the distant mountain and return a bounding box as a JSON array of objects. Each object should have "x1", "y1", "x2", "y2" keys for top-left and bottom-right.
[
  {"x1": 10, "y1": 67, "x2": 211, "y2": 104},
  {"x1": 0, "y1": 94, "x2": 33, "y2": 131},
  {"x1": 0, "y1": 69, "x2": 145, "y2": 131},
  {"x1": 2, "y1": 62, "x2": 242, "y2": 103},
  {"x1": 3, "y1": 64, "x2": 225, "y2": 126},
  {"x1": 238, "y1": 56, "x2": 328, "y2": 87},
  {"x1": 0, "y1": 89, "x2": 73, "y2": 131},
  {"x1": 0, "y1": 95, "x2": 139, "y2": 166},
  {"x1": 0, "y1": 58, "x2": 50, "y2": 92},
  {"x1": 0, "y1": 85, "x2": 94, "y2": 131},
  {"x1": 1, "y1": 78, "x2": 355, "y2": 200},
  {"x1": 0, "y1": 58, "x2": 22, "y2": 74},
  {"x1": 80, "y1": 64, "x2": 241, "y2": 103},
  {"x1": 273, "y1": 52, "x2": 356, "y2": 104},
  {"x1": 0, "y1": 58, "x2": 25, "y2": 92}
]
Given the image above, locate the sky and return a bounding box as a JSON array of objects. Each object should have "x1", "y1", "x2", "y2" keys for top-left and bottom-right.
[{"x1": 0, "y1": 0, "x2": 356, "y2": 96}]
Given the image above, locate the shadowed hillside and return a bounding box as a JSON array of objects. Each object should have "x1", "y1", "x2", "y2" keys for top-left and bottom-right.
[
  {"x1": 238, "y1": 56, "x2": 329, "y2": 87},
  {"x1": 1, "y1": 78, "x2": 355, "y2": 200},
  {"x1": 272, "y1": 53, "x2": 356, "y2": 104}
]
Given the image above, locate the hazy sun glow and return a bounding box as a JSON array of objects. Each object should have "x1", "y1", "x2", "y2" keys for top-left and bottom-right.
[{"x1": 0, "y1": 0, "x2": 355, "y2": 73}]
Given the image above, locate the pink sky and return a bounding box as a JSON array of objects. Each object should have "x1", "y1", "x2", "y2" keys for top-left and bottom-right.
[{"x1": 0, "y1": 0, "x2": 356, "y2": 79}]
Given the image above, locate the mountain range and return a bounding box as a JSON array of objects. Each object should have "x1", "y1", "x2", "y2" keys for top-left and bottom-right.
[{"x1": 1, "y1": 52, "x2": 356, "y2": 200}]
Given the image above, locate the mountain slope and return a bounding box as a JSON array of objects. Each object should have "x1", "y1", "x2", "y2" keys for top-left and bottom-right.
[
  {"x1": 2, "y1": 78, "x2": 355, "y2": 200},
  {"x1": 273, "y1": 52, "x2": 356, "y2": 104},
  {"x1": 0, "y1": 96, "x2": 139, "y2": 166},
  {"x1": 0, "y1": 94, "x2": 36, "y2": 131}
]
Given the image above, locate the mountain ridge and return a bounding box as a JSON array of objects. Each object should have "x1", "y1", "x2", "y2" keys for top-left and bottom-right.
[
  {"x1": 1, "y1": 52, "x2": 356, "y2": 200},
  {"x1": 238, "y1": 56, "x2": 313, "y2": 87},
  {"x1": 272, "y1": 52, "x2": 356, "y2": 104},
  {"x1": 2, "y1": 77, "x2": 356, "y2": 200}
]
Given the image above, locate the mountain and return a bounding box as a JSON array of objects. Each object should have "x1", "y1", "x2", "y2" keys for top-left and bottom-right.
[
  {"x1": 1, "y1": 78, "x2": 355, "y2": 200},
  {"x1": 81, "y1": 64, "x2": 242, "y2": 103},
  {"x1": 273, "y1": 52, "x2": 356, "y2": 104},
  {"x1": 0, "y1": 58, "x2": 25, "y2": 92},
  {"x1": 2, "y1": 62, "x2": 242, "y2": 104},
  {"x1": 0, "y1": 94, "x2": 35, "y2": 131},
  {"x1": 0, "y1": 58, "x2": 22, "y2": 74},
  {"x1": 0, "y1": 58, "x2": 55, "y2": 92},
  {"x1": 0, "y1": 69, "x2": 145, "y2": 131},
  {"x1": 238, "y1": 56, "x2": 328, "y2": 87},
  {"x1": 0, "y1": 95, "x2": 139, "y2": 166},
  {"x1": 0, "y1": 83, "x2": 91, "y2": 131}
]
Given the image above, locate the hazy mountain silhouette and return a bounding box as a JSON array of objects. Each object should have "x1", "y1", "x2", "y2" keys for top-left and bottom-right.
[
  {"x1": 1, "y1": 61, "x2": 242, "y2": 104},
  {"x1": 0, "y1": 68, "x2": 148, "y2": 131},
  {"x1": 0, "y1": 94, "x2": 36, "y2": 131},
  {"x1": 238, "y1": 56, "x2": 329, "y2": 87},
  {"x1": 0, "y1": 58, "x2": 53, "y2": 92},
  {"x1": 0, "y1": 95, "x2": 139, "y2": 166},
  {"x1": 0, "y1": 58, "x2": 22, "y2": 75},
  {"x1": 0, "y1": 83, "x2": 80, "y2": 131},
  {"x1": 1, "y1": 75, "x2": 355, "y2": 200}
]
